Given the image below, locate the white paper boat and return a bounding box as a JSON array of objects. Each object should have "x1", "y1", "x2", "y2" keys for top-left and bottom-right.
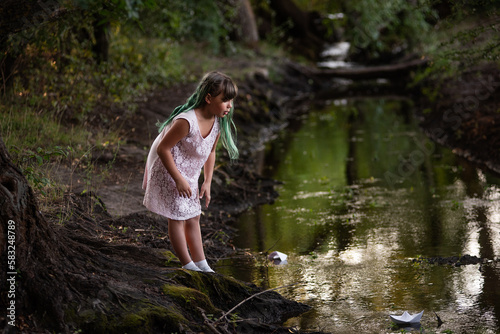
[
  {"x1": 268, "y1": 251, "x2": 288, "y2": 262},
  {"x1": 389, "y1": 311, "x2": 424, "y2": 325}
]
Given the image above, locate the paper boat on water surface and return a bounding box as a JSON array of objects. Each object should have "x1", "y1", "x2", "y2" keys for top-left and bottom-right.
[
  {"x1": 268, "y1": 251, "x2": 288, "y2": 262},
  {"x1": 389, "y1": 311, "x2": 424, "y2": 325}
]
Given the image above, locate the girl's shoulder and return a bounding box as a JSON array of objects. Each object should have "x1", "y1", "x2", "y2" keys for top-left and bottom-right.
[
  {"x1": 172, "y1": 110, "x2": 196, "y2": 134},
  {"x1": 174, "y1": 109, "x2": 195, "y2": 122}
]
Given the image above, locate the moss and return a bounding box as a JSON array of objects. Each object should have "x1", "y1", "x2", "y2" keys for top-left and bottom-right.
[
  {"x1": 172, "y1": 270, "x2": 253, "y2": 294},
  {"x1": 64, "y1": 306, "x2": 78, "y2": 324},
  {"x1": 68, "y1": 302, "x2": 188, "y2": 334},
  {"x1": 173, "y1": 270, "x2": 211, "y2": 295},
  {"x1": 161, "y1": 250, "x2": 180, "y2": 267},
  {"x1": 122, "y1": 313, "x2": 146, "y2": 328},
  {"x1": 115, "y1": 305, "x2": 188, "y2": 334},
  {"x1": 162, "y1": 285, "x2": 218, "y2": 314},
  {"x1": 78, "y1": 310, "x2": 110, "y2": 333},
  {"x1": 78, "y1": 309, "x2": 96, "y2": 322},
  {"x1": 165, "y1": 270, "x2": 256, "y2": 312}
]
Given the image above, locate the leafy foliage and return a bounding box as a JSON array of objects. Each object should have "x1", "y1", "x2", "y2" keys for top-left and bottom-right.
[
  {"x1": 138, "y1": 0, "x2": 238, "y2": 54},
  {"x1": 412, "y1": 0, "x2": 500, "y2": 83},
  {"x1": 72, "y1": 0, "x2": 156, "y2": 20},
  {"x1": 293, "y1": 0, "x2": 341, "y2": 13},
  {"x1": 432, "y1": 1, "x2": 500, "y2": 69},
  {"x1": 342, "y1": 0, "x2": 437, "y2": 62},
  {"x1": 339, "y1": 0, "x2": 499, "y2": 74}
]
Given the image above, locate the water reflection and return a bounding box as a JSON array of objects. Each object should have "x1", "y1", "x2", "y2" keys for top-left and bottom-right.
[{"x1": 217, "y1": 99, "x2": 500, "y2": 333}]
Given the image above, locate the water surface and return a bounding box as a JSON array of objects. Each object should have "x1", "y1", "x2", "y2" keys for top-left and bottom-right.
[{"x1": 216, "y1": 98, "x2": 500, "y2": 333}]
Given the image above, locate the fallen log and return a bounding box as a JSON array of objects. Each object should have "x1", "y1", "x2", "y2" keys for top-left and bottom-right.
[{"x1": 288, "y1": 57, "x2": 429, "y2": 81}]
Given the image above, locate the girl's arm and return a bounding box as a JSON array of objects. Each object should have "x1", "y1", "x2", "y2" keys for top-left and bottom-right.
[
  {"x1": 156, "y1": 119, "x2": 192, "y2": 198},
  {"x1": 200, "y1": 133, "x2": 220, "y2": 208}
]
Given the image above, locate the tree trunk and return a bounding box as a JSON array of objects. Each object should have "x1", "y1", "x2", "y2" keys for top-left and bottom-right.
[
  {"x1": 268, "y1": 0, "x2": 331, "y2": 60},
  {"x1": 0, "y1": 136, "x2": 179, "y2": 332},
  {"x1": 0, "y1": 50, "x2": 17, "y2": 93},
  {"x1": 236, "y1": 0, "x2": 259, "y2": 48},
  {"x1": 92, "y1": 14, "x2": 110, "y2": 63},
  {"x1": 0, "y1": 135, "x2": 71, "y2": 331}
]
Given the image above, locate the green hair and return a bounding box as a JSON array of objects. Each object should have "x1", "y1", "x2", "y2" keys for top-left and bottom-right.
[{"x1": 157, "y1": 71, "x2": 239, "y2": 160}]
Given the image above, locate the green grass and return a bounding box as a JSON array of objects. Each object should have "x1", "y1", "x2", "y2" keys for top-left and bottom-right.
[
  {"x1": 0, "y1": 106, "x2": 91, "y2": 151},
  {"x1": 0, "y1": 27, "x2": 196, "y2": 210}
]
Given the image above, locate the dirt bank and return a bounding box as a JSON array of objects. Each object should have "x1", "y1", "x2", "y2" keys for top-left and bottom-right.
[{"x1": 415, "y1": 63, "x2": 500, "y2": 175}]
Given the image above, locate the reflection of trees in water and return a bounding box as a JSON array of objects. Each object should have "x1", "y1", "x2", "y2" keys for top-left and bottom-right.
[
  {"x1": 459, "y1": 160, "x2": 500, "y2": 323},
  {"x1": 237, "y1": 98, "x2": 500, "y2": 332}
]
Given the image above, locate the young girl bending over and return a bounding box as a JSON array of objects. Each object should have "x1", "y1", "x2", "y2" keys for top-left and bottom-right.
[{"x1": 143, "y1": 71, "x2": 238, "y2": 272}]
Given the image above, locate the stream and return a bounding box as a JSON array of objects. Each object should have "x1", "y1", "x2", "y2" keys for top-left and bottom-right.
[{"x1": 214, "y1": 98, "x2": 500, "y2": 333}]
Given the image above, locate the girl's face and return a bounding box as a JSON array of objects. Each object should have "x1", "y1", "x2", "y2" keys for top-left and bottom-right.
[{"x1": 206, "y1": 93, "x2": 233, "y2": 118}]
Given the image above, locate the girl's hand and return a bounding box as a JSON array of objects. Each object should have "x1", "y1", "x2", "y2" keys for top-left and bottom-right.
[
  {"x1": 156, "y1": 118, "x2": 192, "y2": 198},
  {"x1": 199, "y1": 182, "x2": 211, "y2": 208},
  {"x1": 175, "y1": 177, "x2": 192, "y2": 198}
]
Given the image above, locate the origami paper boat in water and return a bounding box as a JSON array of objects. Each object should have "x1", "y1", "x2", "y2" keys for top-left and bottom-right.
[
  {"x1": 389, "y1": 311, "x2": 424, "y2": 325},
  {"x1": 268, "y1": 251, "x2": 288, "y2": 262}
]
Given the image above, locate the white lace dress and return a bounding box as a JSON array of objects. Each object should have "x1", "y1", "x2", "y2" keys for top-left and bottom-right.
[{"x1": 142, "y1": 109, "x2": 219, "y2": 220}]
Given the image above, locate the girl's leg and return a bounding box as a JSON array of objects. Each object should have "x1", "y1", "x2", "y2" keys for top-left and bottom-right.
[
  {"x1": 168, "y1": 219, "x2": 192, "y2": 265},
  {"x1": 185, "y1": 216, "x2": 214, "y2": 273},
  {"x1": 184, "y1": 215, "x2": 204, "y2": 262}
]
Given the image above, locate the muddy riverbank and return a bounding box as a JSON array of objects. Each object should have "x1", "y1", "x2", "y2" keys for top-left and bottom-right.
[{"x1": 416, "y1": 63, "x2": 500, "y2": 175}]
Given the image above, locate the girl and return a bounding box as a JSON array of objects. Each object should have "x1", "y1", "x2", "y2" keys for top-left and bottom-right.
[{"x1": 142, "y1": 71, "x2": 238, "y2": 272}]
